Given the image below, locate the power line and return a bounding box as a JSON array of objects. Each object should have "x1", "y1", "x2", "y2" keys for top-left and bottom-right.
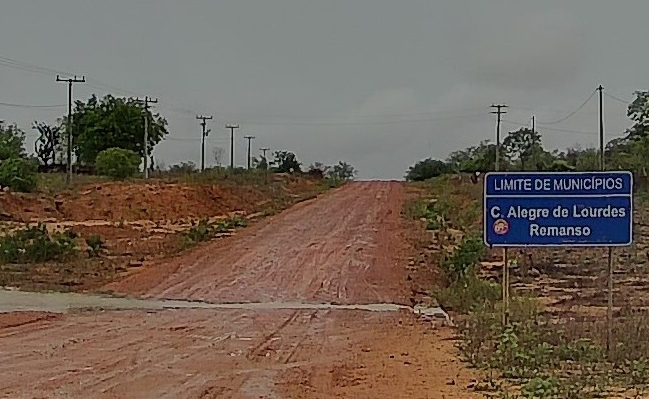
[
  {"x1": 542, "y1": 90, "x2": 597, "y2": 125},
  {"x1": 0, "y1": 53, "x2": 200, "y2": 117},
  {"x1": 604, "y1": 91, "x2": 631, "y2": 105},
  {"x1": 503, "y1": 119, "x2": 595, "y2": 136},
  {"x1": 0, "y1": 101, "x2": 65, "y2": 109},
  {"x1": 238, "y1": 113, "x2": 485, "y2": 126}
]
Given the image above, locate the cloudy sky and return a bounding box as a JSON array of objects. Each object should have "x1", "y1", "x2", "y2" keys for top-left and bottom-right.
[{"x1": 1, "y1": 0, "x2": 647, "y2": 179}]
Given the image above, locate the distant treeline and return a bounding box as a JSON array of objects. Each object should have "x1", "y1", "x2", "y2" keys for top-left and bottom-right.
[{"x1": 406, "y1": 91, "x2": 649, "y2": 186}]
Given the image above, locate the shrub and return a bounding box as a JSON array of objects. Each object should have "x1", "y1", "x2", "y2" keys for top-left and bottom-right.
[
  {"x1": 0, "y1": 225, "x2": 78, "y2": 263},
  {"x1": 521, "y1": 376, "x2": 560, "y2": 399},
  {"x1": 95, "y1": 148, "x2": 140, "y2": 179},
  {"x1": 85, "y1": 234, "x2": 105, "y2": 257},
  {"x1": 443, "y1": 234, "x2": 485, "y2": 280},
  {"x1": 405, "y1": 158, "x2": 449, "y2": 181},
  {"x1": 0, "y1": 157, "x2": 38, "y2": 192},
  {"x1": 436, "y1": 273, "x2": 500, "y2": 313},
  {"x1": 181, "y1": 217, "x2": 248, "y2": 248},
  {"x1": 167, "y1": 161, "x2": 198, "y2": 175}
]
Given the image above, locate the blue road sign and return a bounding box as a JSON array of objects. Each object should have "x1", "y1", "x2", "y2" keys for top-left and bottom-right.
[{"x1": 484, "y1": 172, "x2": 633, "y2": 247}]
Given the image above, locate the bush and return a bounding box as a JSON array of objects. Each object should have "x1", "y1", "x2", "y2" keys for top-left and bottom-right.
[
  {"x1": 95, "y1": 148, "x2": 140, "y2": 179},
  {"x1": 0, "y1": 225, "x2": 78, "y2": 263},
  {"x1": 181, "y1": 217, "x2": 248, "y2": 248},
  {"x1": 167, "y1": 161, "x2": 198, "y2": 175},
  {"x1": 405, "y1": 158, "x2": 449, "y2": 181},
  {"x1": 443, "y1": 234, "x2": 485, "y2": 280},
  {"x1": 85, "y1": 234, "x2": 105, "y2": 257},
  {"x1": 436, "y1": 273, "x2": 500, "y2": 313},
  {"x1": 0, "y1": 157, "x2": 38, "y2": 192}
]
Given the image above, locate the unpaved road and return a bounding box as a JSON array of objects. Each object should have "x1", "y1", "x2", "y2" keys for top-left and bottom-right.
[{"x1": 0, "y1": 182, "x2": 477, "y2": 398}]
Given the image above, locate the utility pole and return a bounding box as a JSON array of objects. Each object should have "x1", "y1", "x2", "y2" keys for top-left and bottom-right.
[
  {"x1": 226, "y1": 124, "x2": 240, "y2": 169},
  {"x1": 597, "y1": 84, "x2": 614, "y2": 356},
  {"x1": 56, "y1": 75, "x2": 85, "y2": 184},
  {"x1": 196, "y1": 115, "x2": 213, "y2": 171},
  {"x1": 531, "y1": 115, "x2": 536, "y2": 135},
  {"x1": 490, "y1": 103, "x2": 508, "y2": 326},
  {"x1": 244, "y1": 136, "x2": 255, "y2": 169},
  {"x1": 260, "y1": 147, "x2": 270, "y2": 159},
  {"x1": 490, "y1": 104, "x2": 508, "y2": 172},
  {"x1": 598, "y1": 85, "x2": 605, "y2": 170},
  {"x1": 136, "y1": 96, "x2": 158, "y2": 179}
]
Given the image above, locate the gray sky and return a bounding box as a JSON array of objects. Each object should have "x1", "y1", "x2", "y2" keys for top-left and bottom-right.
[{"x1": 1, "y1": 0, "x2": 648, "y2": 179}]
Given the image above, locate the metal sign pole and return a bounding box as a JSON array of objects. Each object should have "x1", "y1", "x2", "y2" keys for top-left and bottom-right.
[
  {"x1": 503, "y1": 247, "x2": 509, "y2": 326},
  {"x1": 607, "y1": 246, "x2": 614, "y2": 356}
]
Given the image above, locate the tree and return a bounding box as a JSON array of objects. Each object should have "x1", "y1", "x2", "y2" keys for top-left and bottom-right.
[
  {"x1": 446, "y1": 141, "x2": 499, "y2": 172},
  {"x1": 273, "y1": 151, "x2": 301, "y2": 173},
  {"x1": 255, "y1": 156, "x2": 268, "y2": 170},
  {"x1": 0, "y1": 157, "x2": 38, "y2": 192},
  {"x1": 168, "y1": 161, "x2": 198, "y2": 174},
  {"x1": 626, "y1": 91, "x2": 649, "y2": 142},
  {"x1": 307, "y1": 162, "x2": 329, "y2": 178},
  {"x1": 95, "y1": 148, "x2": 141, "y2": 179},
  {"x1": 33, "y1": 121, "x2": 62, "y2": 166},
  {"x1": 502, "y1": 128, "x2": 542, "y2": 170},
  {"x1": 0, "y1": 123, "x2": 26, "y2": 161},
  {"x1": 213, "y1": 147, "x2": 225, "y2": 166},
  {"x1": 405, "y1": 158, "x2": 448, "y2": 181},
  {"x1": 71, "y1": 95, "x2": 168, "y2": 165},
  {"x1": 328, "y1": 161, "x2": 357, "y2": 181}
]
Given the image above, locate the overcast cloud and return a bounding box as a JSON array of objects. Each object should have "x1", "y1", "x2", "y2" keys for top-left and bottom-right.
[{"x1": 1, "y1": 0, "x2": 648, "y2": 179}]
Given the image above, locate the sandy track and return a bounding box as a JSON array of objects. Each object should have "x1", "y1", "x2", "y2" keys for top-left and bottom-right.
[
  {"x1": 0, "y1": 181, "x2": 477, "y2": 398},
  {"x1": 108, "y1": 181, "x2": 412, "y2": 305}
]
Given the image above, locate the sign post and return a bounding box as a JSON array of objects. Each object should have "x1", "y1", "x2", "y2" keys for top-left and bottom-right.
[{"x1": 484, "y1": 172, "x2": 633, "y2": 335}]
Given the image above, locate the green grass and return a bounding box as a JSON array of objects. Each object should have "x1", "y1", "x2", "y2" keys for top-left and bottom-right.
[
  {"x1": 36, "y1": 173, "x2": 109, "y2": 195},
  {"x1": 180, "y1": 216, "x2": 249, "y2": 249},
  {"x1": 0, "y1": 224, "x2": 78, "y2": 264},
  {"x1": 409, "y1": 175, "x2": 649, "y2": 398}
]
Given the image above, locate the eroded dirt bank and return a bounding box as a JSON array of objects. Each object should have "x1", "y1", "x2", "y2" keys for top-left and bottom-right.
[{"x1": 0, "y1": 182, "x2": 477, "y2": 398}]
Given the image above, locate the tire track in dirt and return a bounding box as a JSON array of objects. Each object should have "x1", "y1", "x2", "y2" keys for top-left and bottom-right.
[
  {"x1": 0, "y1": 181, "x2": 479, "y2": 398},
  {"x1": 107, "y1": 181, "x2": 411, "y2": 305}
]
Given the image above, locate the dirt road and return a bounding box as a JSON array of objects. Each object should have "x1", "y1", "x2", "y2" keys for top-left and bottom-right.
[{"x1": 0, "y1": 182, "x2": 477, "y2": 398}]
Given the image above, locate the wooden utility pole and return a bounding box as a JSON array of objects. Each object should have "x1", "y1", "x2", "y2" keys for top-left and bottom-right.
[
  {"x1": 260, "y1": 147, "x2": 270, "y2": 159},
  {"x1": 196, "y1": 115, "x2": 213, "y2": 171},
  {"x1": 56, "y1": 75, "x2": 85, "y2": 184},
  {"x1": 226, "y1": 124, "x2": 240, "y2": 169},
  {"x1": 490, "y1": 104, "x2": 508, "y2": 172},
  {"x1": 136, "y1": 97, "x2": 158, "y2": 178},
  {"x1": 244, "y1": 136, "x2": 255, "y2": 169}
]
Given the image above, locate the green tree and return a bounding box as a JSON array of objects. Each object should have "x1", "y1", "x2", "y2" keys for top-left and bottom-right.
[
  {"x1": 502, "y1": 128, "x2": 543, "y2": 170},
  {"x1": 0, "y1": 157, "x2": 38, "y2": 192},
  {"x1": 0, "y1": 123, "x2": 26, "y2": 161},
  {"x1": 71, "y1": 95, "x2": 168, "y2": 165},
  {"x1": 33, "y1": 121, "x2": 62, "y2": 166},
  {"x1": 405, "y1": 158, "x2": 448, "y2": 181},
  {"x1": 273, "y1": 151, "x2": 301, "y2": 173},
  {"x1": 328, "y1": 161, "x2": 357, "y2": 181},
  {"x1": 256, "y1": 156, "x2": 269, "y2": 170},
  {"x1": 168, "y1": 161, "x2": 198, "y2": 174},
  {"x1": 95, "y1": 148, "x2": 141, "y2": 179},
  {"x1": 447, "y1": 141, "x2": 499, "y2": 172}
]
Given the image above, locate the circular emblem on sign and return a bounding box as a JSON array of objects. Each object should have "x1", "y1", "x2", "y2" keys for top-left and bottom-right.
[{"x1": 493, "y1": 219, "x2": 509, "y2": 235}]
